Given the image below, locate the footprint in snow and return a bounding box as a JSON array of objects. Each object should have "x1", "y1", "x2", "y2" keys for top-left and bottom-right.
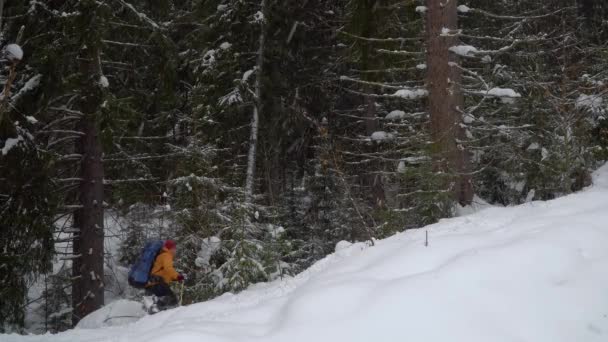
[{"x1": 588, "y1": 323, "x2": 602, "y2": 335}]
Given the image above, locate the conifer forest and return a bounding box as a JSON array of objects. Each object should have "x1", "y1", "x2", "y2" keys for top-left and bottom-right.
[{"x1": 1, "y1": 0, "x2": 607, "y2": 334}]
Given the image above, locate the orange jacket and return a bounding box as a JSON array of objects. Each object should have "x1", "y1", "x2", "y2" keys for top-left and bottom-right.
[{"x1": 149, "y1": 247, "x2": 179, "y2": 285}]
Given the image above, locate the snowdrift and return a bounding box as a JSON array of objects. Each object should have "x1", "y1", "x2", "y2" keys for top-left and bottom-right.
[
  {"x1": 75, "y1": 300, "x2": 146, "y2": 330},
  {"x1": 6, "y1": 165, "x2": 608, "y2": 342}
]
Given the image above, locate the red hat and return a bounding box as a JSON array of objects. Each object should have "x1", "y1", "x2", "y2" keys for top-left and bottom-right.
[{"x1": 164, "y1": 240, "x2": 176, "y2": 250}]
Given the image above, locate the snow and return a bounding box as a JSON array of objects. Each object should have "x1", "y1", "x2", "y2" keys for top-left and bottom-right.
[
  {"x1": 454, "y1": 195, "x2": 492, "y2": 216},
  {"x1": 5, "y1": 44, "x2": 24, "y2": 61},
  {"x1": 457, "y1": 5, "x2": 472, "y2": 13},
  {"x1": 75, "y1": 300, "x2": 146, "y2": 329},
  {"x1": 2, "y1": 136, "x2": 23, "y2": 155},
  {"x1": 416, "y1": 63, "x2": 427, "y2": 70},
  {"x1": 26, "y1": 116, "x2": 38, "y2": 124},
  {"x1": 576, "y1": 94, "x2": 604, "y2": 114},
  {"x1": 7, "y1": 165, "x2": 608, "y2": 342},
  {"x1": 449, "y1": 45, "x2": 478, "y2": 56},
  {"x1": 25, "y1": 211, "x2": 144, "y2": 332},
  {"x1": 268, "y1": 225, "x2": 285, "y2": 239},
  {"x1": 335, "y1": 240, "x2": 353, "y2": 252},
  {"x1": 219, "y1": 42, "x2": 232, "y2": 50},
  {"x1": 525, "y1": 189, "x2": 536, "y2": 203},
  {"x1": 482, "y1": 87, "x2": 522, "y2": 98},
  {"x1": 541, "y1": 147, "x2": 549, "y2": 160},
  {"x1": 12, "y1": 74, "x2": 42, "y2": 102},
  {"x1": 415, "y1": 6, "x2": 427, "y2": 13},
  {"x1": 253, "y1": 11, "x2": 264, "y2": 23},
  {"x1": 242, "y1": 69, "x2": 254, "y2": 82},
  {"x1": 402, "y1": 156, "x2": 430, "y2": 164},
  {"x1": 196, "y1": 237, "x2": 222, "y2": 267},
  {"x1": 385, "y1": 110, "x2": 406, "y2": 120},
  {"x1": 581, "y1": 74, "x2": 605, "y2": 87},
  {"x1": 98, "y1": 76, "x2": 109, "y2": 88},
  {"x1": 370, "y1": 131, "x2": 394, "y2": 142},
  {"x1": 397, "y1": 160, "x2": 406, "y2": 173},
  {"x1": 463, "y1": 114, "x2": 475, "y2": 124},
  {"x1": 392, "y1": 88, "x2": 428, "y2": 99},
  {"x1": 219, "y1": 88, "x2": 242, "y2": 106},
  {"x1": 202, "y1": 49, "x2": 217, "y2": 67}
]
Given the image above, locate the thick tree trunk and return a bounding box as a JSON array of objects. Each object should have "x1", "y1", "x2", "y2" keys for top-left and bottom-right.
[
  {"x1": 72, "y1": 45, "x2": 105, "y2": 326},
  {"x1": 425, "y1": 0, "x2": 473, "y2": 205},
  {"x1": 245, "y1": 0, "x2": 268, "y2": 203}
]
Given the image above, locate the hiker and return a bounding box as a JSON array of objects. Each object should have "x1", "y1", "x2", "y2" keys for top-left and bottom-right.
[{"x1": 145, "y1": 239, "x2": 185, "y2": 310}]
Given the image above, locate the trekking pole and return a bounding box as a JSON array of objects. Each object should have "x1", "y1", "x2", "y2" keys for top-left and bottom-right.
[{"x1": 179, "y1": 281, "x2": 184, "y2": 306}]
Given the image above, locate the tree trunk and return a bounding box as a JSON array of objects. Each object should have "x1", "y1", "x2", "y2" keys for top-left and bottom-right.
[
  {"x1": 0, "y1": 0, "x2": 5, "y2": 32},
  {"x1": 425, "y1": 0, "x2": 473, "y2": 205},
  {"x1": 72, "y1": 43, "x2": 105, "y2": 326},
  {"x1": 358, "y1": 0, "x2": 386, "y2": 209},
  {"x1": 245, "y1": 0, "x2": 268, "y2": 203}
]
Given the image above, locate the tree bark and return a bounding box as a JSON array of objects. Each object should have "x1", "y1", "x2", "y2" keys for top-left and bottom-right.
[
  {"x1": 72, "y1": 40, "x2": 105, "y2": 326},
  {"x1": 425, "y1": 0, "x2": 473, "y2": 205}
]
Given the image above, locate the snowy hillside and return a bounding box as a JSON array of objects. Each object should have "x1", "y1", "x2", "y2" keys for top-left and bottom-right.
[{"x1": 6, "y1": 166, "x2": 608, "y2": 342}]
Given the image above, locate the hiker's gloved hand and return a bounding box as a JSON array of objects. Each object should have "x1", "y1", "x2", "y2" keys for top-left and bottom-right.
[{"x1": 177, "y1": 274, "x2": 185, "y2": 282}]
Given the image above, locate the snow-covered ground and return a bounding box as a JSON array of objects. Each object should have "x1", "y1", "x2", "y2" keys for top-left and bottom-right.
[
  {"x1": 25, "y1": 212, "x2": 136, "y2": 333},
  {"x1": 7, "y1": 165, "x2": 608, "y2": 342}
]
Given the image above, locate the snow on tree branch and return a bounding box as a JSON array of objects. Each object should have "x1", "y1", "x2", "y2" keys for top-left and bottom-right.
[
  {"x1": 5, "y1": 44, "x2": 23, "y2": 62},
  {"x1": 1, "y1": 136, "x2": 23, "y2": 155},
  {"x1": 11, "y1": 74, "x2": 42, "y2": 104},
  {"x1": 471, "y1": 87, "x2": 522, "y2": 99},
  {"x1": 460, "y1": 6, "x2": 575, "y2": 20}
]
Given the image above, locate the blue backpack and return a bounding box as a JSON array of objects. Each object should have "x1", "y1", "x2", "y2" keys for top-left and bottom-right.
[{"x1": 128, "y1": 240, "x2": 165, "y2": 288}]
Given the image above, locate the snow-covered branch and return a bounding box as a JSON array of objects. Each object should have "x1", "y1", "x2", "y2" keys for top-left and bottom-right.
[
  {"x1": 114, "y1": 0, "x2": 162, "y2": 30},
  {"x1": 339, "y1": 30, "x2": 422, "y2": 43},
  {"x1": 376, "y1": 48, "x2": 424, "y2": 56},
  {"x1": 462, "y1": 6, "x2": 575, "y2": 20},
  {"x1": 339, "y1": 76, "x2": 420, "y2": 90}
]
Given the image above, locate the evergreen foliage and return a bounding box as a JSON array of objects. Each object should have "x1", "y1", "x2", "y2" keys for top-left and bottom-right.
[{"x1": 1, "y1": 0, "x2": 607, "y2": 333}]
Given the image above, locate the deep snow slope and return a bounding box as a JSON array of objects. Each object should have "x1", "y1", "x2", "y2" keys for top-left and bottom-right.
[{"x1": 7, "y1": 166, "x2": 608, "y2": 342}]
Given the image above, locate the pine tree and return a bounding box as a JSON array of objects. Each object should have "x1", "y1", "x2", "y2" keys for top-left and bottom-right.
[
  {"x1": 2, "y1": 0, "x2": 608, "y2": 332},
  {"x1": 70, "y1": 0, "x2": 107, "y2": 324},
  {"x1": 0, "y1": 31, "x2": 56, "y2": 332},
  {"x1": 457, "y1": 1, "x2": 606, "y2": 202}
]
